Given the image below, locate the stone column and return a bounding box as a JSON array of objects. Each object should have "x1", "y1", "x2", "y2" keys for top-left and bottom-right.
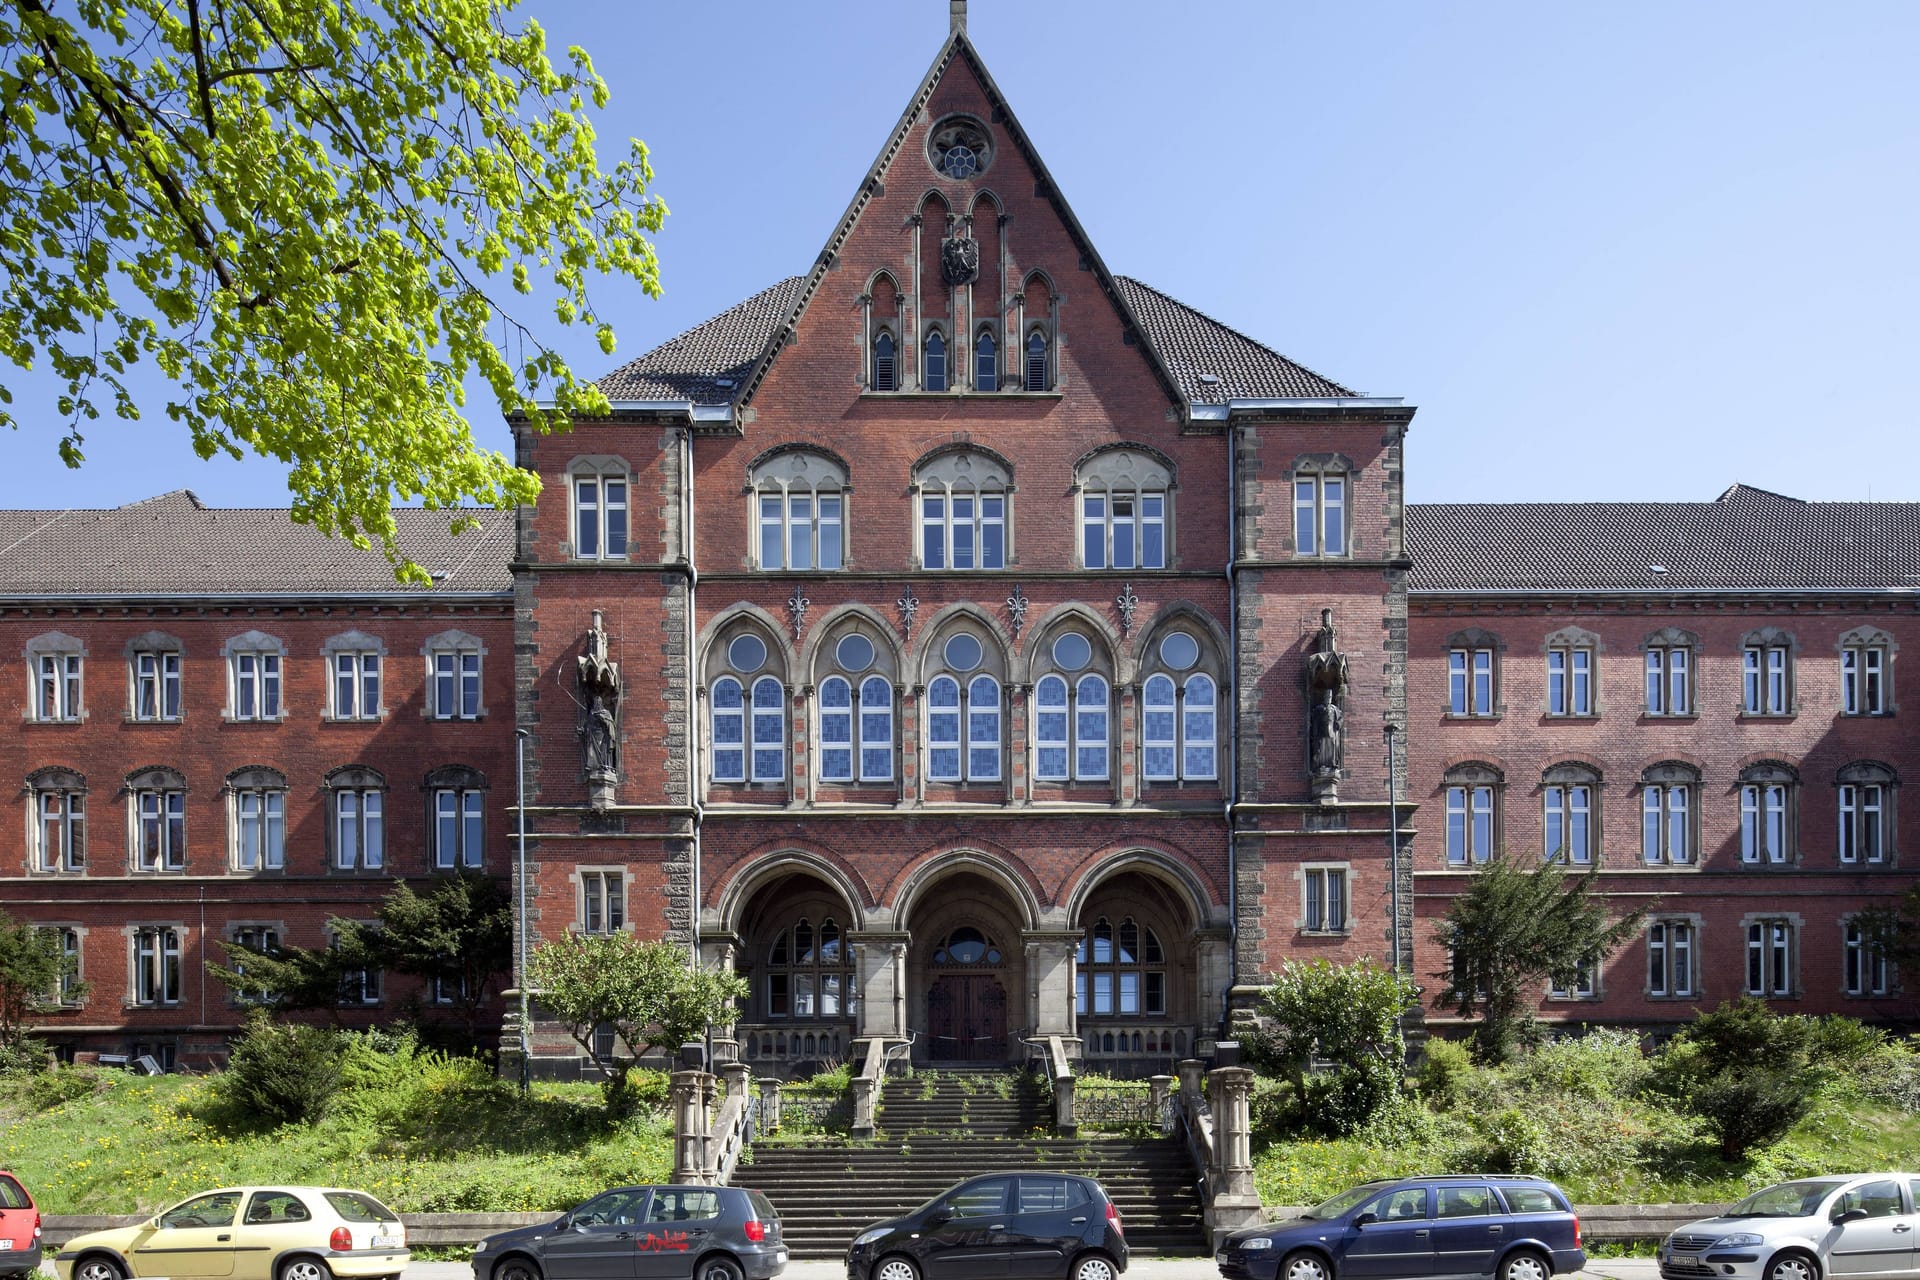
[
  {"x1": 851, "y1": 933, "x2": 909, "y2": 1040},
  {"x1": 757, "y1": 1078, "x2": 783, "y2": 1134},
  {"x1": 720, "y1": 1060, "x2": 750, "y2": 1104},
  {"x1": 669, "y1": 1069, "x2": 712, "y2": 1184},
  {"x1": 1207, "y1": 1065, "x2": 1261, "y2": 1233},
  {"x1": 1021, "y1": 929, "x2": 1081, "y2": 1047},
  {"x1": 1148, "y1": 1074, "x2": 1173, "y2": 1124},
  {"x1": 1176, "y1": 1058, "x2": 1205, "y2": 1103}
]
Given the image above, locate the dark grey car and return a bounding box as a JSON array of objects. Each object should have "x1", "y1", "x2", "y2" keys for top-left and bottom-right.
[{"x1": 473, "y1": 1185, "x2": 786, "y2": 1280}]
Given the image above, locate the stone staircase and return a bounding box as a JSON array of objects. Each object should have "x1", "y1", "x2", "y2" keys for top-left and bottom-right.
[{"x1": 738, "y1": 1067, "x2": 1206, "y2": 1260}]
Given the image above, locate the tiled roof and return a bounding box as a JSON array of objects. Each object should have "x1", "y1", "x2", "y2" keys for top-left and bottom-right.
[
  {"x1": 595, "y1": 276, "x2": 1354, "y2": 407},
  {"x1": 1407, "y1": 488, "x2": 1920, "y2": 594},
  {"x1": 0, "y1": 490, "x2": 514, "y2": 598},
  {"x1": 595, "y1": 278, "x2": 804, "y2": 404},
  {"x1": 1112, "y1": 278, "x2": 1356, "y2": 402}
]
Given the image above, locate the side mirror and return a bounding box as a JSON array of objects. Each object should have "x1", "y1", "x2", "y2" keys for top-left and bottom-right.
[
  {"x1": 1833, "y1": 1209, "x2": 1869, "y2": 1226},
  {"x1": 1353, "y1": 1213, "x2": 1378, "y2": 1228},
  {"x1": 926, "y1": 1208, "x2": 954, "y2": 1227}
]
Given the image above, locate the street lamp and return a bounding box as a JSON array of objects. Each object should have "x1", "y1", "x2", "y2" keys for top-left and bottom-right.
[
  {"x1": 515, "y1": 727, "x2": 531, "y2": 1092},
  {"x1": 1384, "y1": 722, "x2": 1402, "y2": 975}
]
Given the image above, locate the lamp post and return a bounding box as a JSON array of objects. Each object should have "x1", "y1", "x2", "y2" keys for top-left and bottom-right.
[
  {"x1": 515, "y1": 727, "x2": 531, "y2": 1092},
  {"x1": 1384, "y1": 722, "x2": 1402, "y2": 975}
]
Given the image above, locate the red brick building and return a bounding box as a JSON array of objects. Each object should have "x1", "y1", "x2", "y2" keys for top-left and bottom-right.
[{"x1": 3, "y1": 12, "x2": 1913, "y2": 1071}]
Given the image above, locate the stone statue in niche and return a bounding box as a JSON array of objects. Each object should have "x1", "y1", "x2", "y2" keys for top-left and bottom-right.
[
  {"x1": 941, "y1": 234, "x2": 980, "y2": 286},
  {"x1": 578, "y1": 610, "x2": 623, "y2": 807},
  {"x1": 1305, "y1": 607, "x2": 1349, "y2": 802}
]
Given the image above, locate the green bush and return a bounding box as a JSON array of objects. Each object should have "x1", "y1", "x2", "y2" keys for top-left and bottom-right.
[
  {"x1": 214, "y1": 1014, "x2": 346, "y2": 1125},
  {"x1": 1807, "y1": 1015, "x2": 1885, "y2": 1069},
  {"x1": 0, "y1": 1036, "x2": 49, "y2": 1076},
  {"x1": 1690, "y1": 1067, "x2": 1822, "y2": 1160},
  {"x1": 1416, "y1": 1036, "x2": 1474, "y2": 1111},
  {"x1": 1511, "y1": 1028, "x2": 1649, "y2": 1101},
  {"x1": 26, "y1": 1063, "x2": 100, "y2": 1110},
  {"x1": 1854, "y1": 1043, "x2": 1920, "y2": 1113}
]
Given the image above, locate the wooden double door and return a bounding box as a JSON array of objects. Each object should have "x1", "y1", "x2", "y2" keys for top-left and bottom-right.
[{"x1": 926, "y1": 973, "x2": 1007, "y2": 1061}]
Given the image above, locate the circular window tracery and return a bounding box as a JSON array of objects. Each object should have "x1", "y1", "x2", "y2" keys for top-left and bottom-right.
[
  {"x1": 931, "y1": 925, "x2": 1002, "y2": 967},
  {"x1": 1053, "y1": 633, "x2": 1092, "y2": 672},
  {"x1": 1160, "y1": 632, "x2": 1199, "y2": 671},
  {"x1": 836, "y1": 633, "x2": 875, "y2": 672},
  {"x1": 927, "y1": 116, "x2": 992, "y2": 180},
  {"x1": 729, "y1": 633, "x2": 768, "y2": 673},
  {"x1": 944, "y1": 632, "x2": 984, "y2": 672}
]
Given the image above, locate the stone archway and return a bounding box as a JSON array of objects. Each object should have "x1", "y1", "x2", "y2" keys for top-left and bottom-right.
[
  {"x1": 899, "y1": 869, "x2": 1030, "y2": 1064},
  {"x1": 730, "y1": 868, "x2": 861, "y2": 1076}
]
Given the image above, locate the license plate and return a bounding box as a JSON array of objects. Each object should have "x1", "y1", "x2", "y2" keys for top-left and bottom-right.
[
  {"x1": 776, "y1": 1250, "x2": 788, "y2": 1263},
  {"x1": 0, "y1": 1239, "x2": 13, "y2": 1250},
  {"x1": 372, "y1": 1235, "x2": 400, "y2": 1250}
]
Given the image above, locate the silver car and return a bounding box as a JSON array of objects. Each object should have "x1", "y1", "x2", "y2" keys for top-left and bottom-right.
[{"x1": 1660, "y1": 1175, "x2": 1920, "y2": 1280}]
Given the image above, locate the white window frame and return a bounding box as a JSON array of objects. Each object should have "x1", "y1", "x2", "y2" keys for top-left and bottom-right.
[
  {"x1": 1548, "y1": 956, "x2": 1599, "y2": 1000},
  {"x1": 230, "y1": 651, "x2": 282, "y2": 721},
  {"x1": 333, "y1": 788, "x2": 386, "y2": 871},
  {"x1": 1182, "y1": 673, "x2": 1218, "y2": 781},
  {"x1": 1448, "y1": 648, "x2": 1496, "y2": 717},
  {"x1": 48, "y1": 926, "x2": 83, "y2": 1004},
  {"x1": 1445, "y1": 784, "x2": 1495, "y2": 865},
  {"x1": 1546, "y1": 646, "x2": 1593, "y2": 717},
  {"x1": 711, "y1": 676, "x2": 747, "y2": 783},
  {"x1": 571, "y1": 469, "x2": 630, "y2": 561},
  {"x1": 131, "y1": 925, "x2": 184, "y2": 1006},
  {"x1": 34, "y1": 651, "x2": 83, "y2": 722},
  {"x1": 132, "y1": 650, "x2": 182, "y2": 722},
  {"x1": 133, "y1": 787, "x2": 187, "y2": 872},
  {"x1": 1842, "y1": 645, "x2": 1888, "y2": 716},
  {"x1": 1742, "y1": 643, "x2": 1791, "y2": 715},
  {"x1": 1080, "y1": 489, "x2": 1167, "y2": 570},
  {"x1": 333, "y1": 927, "x2": 383, "y2": 1006},
  {"x1": 819, "y1": 676, "x2": 856, "y2": 783},
  {"x1": 1645, "y1": 645, "x2": 1691, "y2": 716},
  {"x1": 228, "y1": 925, "x2": 281, "y2": 1004},
  {"x1": 927, "y1": 675, "x2": 963, "y2": 782},
  {"x1": 1544, "y1": 783, "x2": 1592, "y2": 864},
  {"x1": 1293, "y1": 473, "x2": 1347, "y2": 558},
  {"x1": 1844, "y1": 919, "x2": 1892, "y2": 997},
  {"x1": 1839, "y1": 782, "x2": 1889, "y2": 865},
  {"x1": 579, "y1": 868, "x2": 628, "y2": 935},
  {"x1": 1745, "y1": 918, "x2": 1795, "y2": 997},
  {"x1": 1648, "y1": 919, "x2": 1696, "y2": 998},
  {"x1": 434, "y1": 787, "x2": 485, "y2": 870},
  {"x1": 919, "y1": 488, "x2": 1007, "y2": 570},
  {"x1": 1142, "y1": 674, "x2": 1177, "y2": 782},
  {"x1": 858, "y1": 675, "x2": 894, "y2": 783},
  {"x1": 966, "y1": 675, "x2": 1003, "y2": 783},
  {"x1": 232, "y1": 787, "x2": 286, "y2": 872},
  {"x1": 1642, "y1": 782, "x2": 1694, "y2": 865},
  {"x1": 330, "y1": 650, "x2": 382, "y2": 721},
  {"x1": 426, "y1": 632, "x2": 485, "y2": 720},
  {"x1": 1740, "y1": 782, "x2": 1792, "y2": 865},
  {"x1": 1033, "y1": 673, "x2": 1109, "y2": 783},
  {"x1": 1302, "y1": 865, "x2": 1349, "y2": 933},
  {"x1": 750, "y1": 675, "x2": 787, "y2": 784},
  {"x1": 758, "y1": 487, "x2": 845, "y2": 571},
  {"x1": 33, "y1": 785, "x2": 86, "y2": 873}
]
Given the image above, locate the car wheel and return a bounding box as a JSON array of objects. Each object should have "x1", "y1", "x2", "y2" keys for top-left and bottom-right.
[
  {"x1": 1072, "y1": 1253, "x2": 1118, "y2": 1280},
  {"x1": 494, "y1": 1257, "x2": 543, "y2": 1280},
  {"x1": 1499, "y1": 1250, "x2": 1551, "y2": 1280},
  {"x1": 1281, "y1": 1250, "x2": 1334, "y2": 1280},
  {"x1": 1768, "y1": 1252, "x2": 1821, "y2": 1280},
  {"x1": 698, "y1": 1257, "x2": 744, "y2": 1280},
  {"x1": 75, "y1": 1258, "x2": 126, "y2": 1280},
  {"x1": 874, "y1": 1255, "x2": 921, "y2": 1280},
  {"x1": 278, "y1": 1257, "x2": 334, "y2": 1280}
]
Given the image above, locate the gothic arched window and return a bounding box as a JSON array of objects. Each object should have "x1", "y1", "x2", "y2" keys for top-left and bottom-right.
[
  {"x1": 766, "y1": 917, "x2": 855, "y2": 1019},
  {"x1": 1075, "y1": 916, "x2": 1165, "y2": 1017}
]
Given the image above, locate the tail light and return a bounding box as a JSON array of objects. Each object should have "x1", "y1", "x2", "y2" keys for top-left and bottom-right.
[
  {"x1": 742, "y1": 1220, "x2": 766, "y2": 1243},
  {"x1": 1572, "y1": 1216, "x2": 1581, "y2": 1249},
  {"x1": 33, "y1": 1212, "x2": 42, "y2": 1241},
  {"x1": 1105, "y1": 1203, "x2": 1124, "y2": 1236},
  {"x1": 330, "y1": 1227, "x2": 354, "y2": 1252}
]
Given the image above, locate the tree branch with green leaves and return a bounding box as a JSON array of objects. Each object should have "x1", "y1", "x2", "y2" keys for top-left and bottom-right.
[{"x1": 0, "y1": 0, "x2": 665, "y2": 583}]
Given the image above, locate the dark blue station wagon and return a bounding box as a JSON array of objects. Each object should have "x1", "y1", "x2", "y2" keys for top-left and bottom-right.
[{"x1": 1217, "y1": 1176, "x2": 1585, "y2": 1280}]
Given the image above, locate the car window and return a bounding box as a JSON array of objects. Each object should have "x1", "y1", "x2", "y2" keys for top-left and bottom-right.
[
  {"x1": 747, "y1": 1191, "x2": 778, "y2": 1224},
  {"x1": 1368, "y1": 1189, "x2": 1429, "y2": 1222},
  {"x1": 322, "y1": 1192, "x2": 400, "y2": 1224},
  {"x1": 645, "y1": 1190, "x2": 720, "y2": 1223},
  {"x1": 1017, "y1": 1178, "x2": 1086, "y2": 1214},
  {"x1": 0, "y1": 1177, "x2": 28, "y2": 1210},
  {"x1": 1500, "y1": 1188, "x2": 1562, "y2": 1215},
  {"x1": 1910, "y1": 1181, "x2": 1920, "y2": 1213},
  {"x1": 950, "y1": 1179, "x2": 1011, "y2": 1219},
  {"x1": 1437, "y1": 1188, "x2": 1497, "y2": 1219},
  {"x1": 572, "y1": 1190, "x2": 650, "y2": 1227},
  {"x1": 1836, "y1": 1181, "x2": 1903, "y2": 1220},
  {"x1": 1730, "y1": 1181, "x2": 1846, "y2": 1217},
  {"x1": 161, "y1": 1192, "x2": 241, "y2": 1229},
  {"x1": 244, "y1": 1192, "x2": 312, "y2": 1225}
]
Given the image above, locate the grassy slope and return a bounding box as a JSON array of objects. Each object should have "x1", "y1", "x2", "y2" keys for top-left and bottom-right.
[{"x1": 1, "y1": 1071, "x2": 672, "y2": 1215}]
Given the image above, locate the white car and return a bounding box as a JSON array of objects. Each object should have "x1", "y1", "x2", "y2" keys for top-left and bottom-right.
[{"x1": 1660, "y1": 1175, "x2": 1920, "y2": 1280}]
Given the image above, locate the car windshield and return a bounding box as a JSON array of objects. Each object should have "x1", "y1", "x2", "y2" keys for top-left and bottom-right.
[
  {"x1": 1726, "y1": 1181, "x2": 1848, "y2": 1218},
  {"x1": 1307, "y1": 1183, "x2": 1391, "y2": 1220}
]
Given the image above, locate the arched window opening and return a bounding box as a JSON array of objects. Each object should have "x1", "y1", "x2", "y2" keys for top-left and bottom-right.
[
  {"x1": 931, "y1": 926, "x2": 1003, "y2": 966},
  {"x1": 975, "y1": 328, "x2": 998, "y2": 391},
  {"x1": 859, "y1": 675, "x2": 894, "y2": 782},
  {"x1": 925, "y1": 330, "x2": 948, "y2": 392},
  {"x1": 751, "y1": 676, "x2": 787, "y2": 784},
  {"x1": 711, "y1": 677, "x2": 745, "y2": 783},
  {"x1": 1025, "y1": 330, "x2": 1050, "y2": 391},
  {"x1": 819, "y1": 677, "x2": 855, "y2": 782},
  {"x1": 872, "y1": 332, "x2": 897, "y2": 392},
  {"x1": 765, "y1": 916, "x2": 856, "y2": 1020},
  {"x1": 1075, "y1": 915, "x2": 1166, "y2": 1018}
]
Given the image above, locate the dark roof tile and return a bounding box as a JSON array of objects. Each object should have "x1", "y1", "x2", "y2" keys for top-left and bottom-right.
[{"x1": 595, "y1": 278, "x2": 804, "y2": 404}]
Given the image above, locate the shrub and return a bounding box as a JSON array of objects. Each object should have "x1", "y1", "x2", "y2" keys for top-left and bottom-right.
[
  {"x1": 26, "y1": 1063, "x2": 99, "y2": 1110},
  {"x1": 0, "y1": 1036, "x2": 48, "y2": 1076},
  {"x1": 1854, "y1": 1043, "x2": 1920, "y2": 1113},
  {"x1": 1690, "y1": 1068, "x2": 1822, "y2": 1160},
  {"x1": 1652, "y1": 1000, "x2": 1828, "y2": 1160},
  {"x1": 1417, "y1": 1036, "x2": 1475, "y2": 1111},
  {"x1": 214, "y1": 1013, "x2": 345, "y2": 1125},
  {"x1": 1512, "y1": 1028, "x2": 1649, "y2": 1101},
  {"x1": 1807, "y1": 1015, "x2": 1885, "y2": 1069}
]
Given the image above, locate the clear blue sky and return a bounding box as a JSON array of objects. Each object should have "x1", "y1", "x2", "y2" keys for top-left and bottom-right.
[{"x1": 4, "y1": 0, "x2": 1916, "y2": 510}]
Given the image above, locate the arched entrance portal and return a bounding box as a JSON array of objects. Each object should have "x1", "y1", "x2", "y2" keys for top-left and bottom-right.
[
  {"x1": 730, "y1": 868, "x2": 860, "y2": 1075},
  {"x1": 903, "y1": 869, "x2": 1029, "y2": 1065}
]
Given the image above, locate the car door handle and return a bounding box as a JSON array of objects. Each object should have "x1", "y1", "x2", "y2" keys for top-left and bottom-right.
[
  {"x1": 1489, "y1": 1226, "x2": 1503, "y2": 1234},
  {"x1": 217, "y1": 1235, "x2": 231, "y2": 1242},
  {"x1": 615, "y1": 1232, "x2": 631, "y2": 1240},
  {"x1": 989, "y1": 1225, "x2": 1006, "y2": 1231},
  {"x1": 1071, "y1": 1218, "x2": 1088, "y2": 1225},
  {"x1": 1893, "y1": 1225, "x2": 1912, "y2": 1233},
  {"x1": 1414, "y1": 1229, "x2": 1429, "y2": 1236}
]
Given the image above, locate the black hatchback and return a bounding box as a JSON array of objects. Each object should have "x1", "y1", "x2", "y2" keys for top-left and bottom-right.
[
  {"x1": 473, "y1": 1185, "x2": 787, "y2": 1280},
  {"x1": 845, "y1": 1172, "x2": 1128, "y2": 1280},
  {"x1": 1217, "y1": 1176, "x2": 1584, "y2": 1280}
]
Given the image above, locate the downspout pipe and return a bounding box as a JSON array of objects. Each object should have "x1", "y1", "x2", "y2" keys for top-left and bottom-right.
[
  {"x1": 682, "y1": 425, "x2": 704, "y2": 968},
  {"x1": 1222, "y1": 419, "x2": 1243, "y2": 1027}
]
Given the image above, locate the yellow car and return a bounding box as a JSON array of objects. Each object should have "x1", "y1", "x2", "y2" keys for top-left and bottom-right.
[{"x1": 54, "y1": 1186, "x2": 409, "y2": 1280}]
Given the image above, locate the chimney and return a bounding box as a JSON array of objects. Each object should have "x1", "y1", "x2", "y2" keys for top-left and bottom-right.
[{"x1": 950, "y1": 0, "x2": 966, "y2": 35}]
